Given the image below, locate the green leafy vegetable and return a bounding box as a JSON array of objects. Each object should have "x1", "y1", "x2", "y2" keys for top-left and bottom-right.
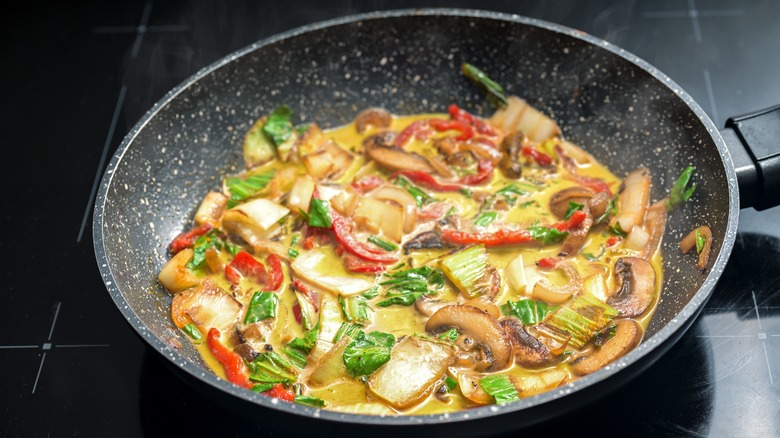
[
  {"x1": 667, "y1": 166, "x2": 697, "y2": 210},
  {"x1": 300, "y1": 198, "x2": 332, "y2": 228},
  {"x1": 226, "y1": 171, "x2": 276, "y2": 208},
  {"x1": 250, "y1": 383, "x2": 276, "y2": 393},
  {"x1": 394, "y1": 175, "x2": 432, "y2": 207},
  {"x1": 461, "y1": 63, "x2": 508, "y2": 109},
  {"x1": 594, "y1": 195, "x2": 618, "y2": 224},
  {"x1": 332, "y1": 322, "x2": 362, "y2": 343},
  {"x1": 474, "y1": 211, "x2": 498, "y2": 227},
  {"x1": 519, "y1": 200, "x2": 538, "y2": 208},
  {"x1": 444, "y1": 375, "x2": 458, "y2": 391},
  {"x1": 187, "y1": 230, "x2": 239, "y2": 270},
  {"x1": 247, "y1": 351, "x2": 298, "y2": 384},
  {"x1": 696, "y1": 228, "x2": 705, "y2": 254},
  {"x1": 564, "y1": 202, "x2": 584, "y2": 220},
  {"x1": 377, "y1": 266, "x2": 445, "y2": 307},
  {"x1": 501, "y1": 299, "x2": 553, "y2": 325},
  {"x1": 440, "y1": 244, "x2": 491, "y2": 299},
  {"x1": 496, "y1": 183, "x2": 537, "y2": 196},
  {"x1": 262, "y1": 105, "x2": 294, "y2": 146},
  {"x1": 527, "y1": 226, "x2": 569, "y2": 245},
  {"x1": 368, "y1": 235, "x2": 398, "y2": 251},
  {"x1": 479, "y1": 375, "x2": 520, "y2": 404},
  {"x1": 283, "y1": 321, "x2": 320, "y2": 368},
  {"x1": 437, "y1": 328, "x2": 459, "y2": 343},
  {"x1": 182, "y1": 323, "x2": 202, "y2": 340},
  {"x1": 294, "y1": 395, "x2": 326, "y2": 408},
  {"x1": 541, "y1": 292, "x2": 619, "y2": 349},
  {"x1": 361, "y1": 287, "x2": 380, "y2": 300},
  {"x1": 342, "y1": 331, "x2": 395, "y2": 377},
  {"x1": 244, "y1": 291, "x2": 279, "y2": 324},
  {"x1": 339, "y1": 295, "x2": 371, "y2": 325}
]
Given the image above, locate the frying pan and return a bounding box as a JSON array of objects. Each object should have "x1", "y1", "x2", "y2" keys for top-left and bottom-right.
[{"x1": 93, "y1": 9, "x2": 779, "y2": 437}]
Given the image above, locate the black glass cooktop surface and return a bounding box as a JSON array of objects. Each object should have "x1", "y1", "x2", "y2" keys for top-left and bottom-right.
[{"x1": 2, "y1": 1, "x2": 778, "y2": 436}]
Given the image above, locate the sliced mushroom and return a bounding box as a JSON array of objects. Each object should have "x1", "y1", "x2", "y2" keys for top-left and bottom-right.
[
  {"x1": 233, "y1": 343, "x2": 260, "y2": 362},
  {"x1": 457, "y1": 371, "x2": 493, "y2": 405},
  {"x1": 464, "y1": 296, "x2": 500, "y2": 319},
  {"x1": 531, "y1": 261, "x2": 582, "y2": 304},
  {"x1": 363, "y1": 135, "x2": 434, "y2": 174},
  {"x1": 354, "y1": 107, "x2": 392, "y2": 133},
  {"x1": 499, "y1": 318, "x2": 557, "y2": 369},
  {"x1": 414, "y1": 295, "x2": 451, "y2": 317},
  {"x1": 588, "y1": 191, "x2": 611, "y2": 221},
  {"x1": 640, "y1": 200, "x2": 668, "y2": 259},
  {"x1": 498, "y1": 131, "x2": 523, "y2": 178},
  {"x1": 607, "y1": 257, "x2": 656, "y2": 318},
  {"x1": 425, "y1": 305, "x2": 512, "y2": 372},
  {"x1": 549, "y1": 186, "x2": 595, "y2": 219},
  {"x1": 570, "y1": 319, "x2": 643, "y2": 376},
  {"x1": 404, "y1": 231, "x2": 449, "y2": 254}
]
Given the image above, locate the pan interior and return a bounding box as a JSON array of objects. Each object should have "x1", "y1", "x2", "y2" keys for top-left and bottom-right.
[{"x1": 96, "y1": 11, "x2": 733, "y2": 424}]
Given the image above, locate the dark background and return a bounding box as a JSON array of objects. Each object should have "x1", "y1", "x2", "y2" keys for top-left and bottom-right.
[{"x1": 1, "y1": 1, "x2": 778, "y2": 436}]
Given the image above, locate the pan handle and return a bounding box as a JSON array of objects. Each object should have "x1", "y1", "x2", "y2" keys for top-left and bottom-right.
[{"x1": 720, "y1": 103, "x2": 780, "y2": 210}]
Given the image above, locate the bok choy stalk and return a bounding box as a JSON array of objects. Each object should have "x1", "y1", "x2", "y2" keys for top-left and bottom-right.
[
  {"x1": 339, "y1": 295, "x2": 372, "y2": 325},
  {"x1": 376, "y1": 266, "x2": 445, "y2": 307},
  {"x1": 283, "y1": 321, "x2": 320, "y2": 369},
  {"x1": 440, "y1": 244, "x2": 491, "y2": 299},
  {"x1": 225, "y1": 171, "x2": 275, "y2": 208},
  {"x1": 540, "y1": 292, "x2": 618, "y2": 349},
  {"x1": 479, "y1": 375, "x2": 520, "y2": 405}
]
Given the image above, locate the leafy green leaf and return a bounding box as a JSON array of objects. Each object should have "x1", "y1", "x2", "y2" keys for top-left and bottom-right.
[
  {"x1": 461, "y1": 63, "x2": 508, "y2": 109},
  {"x1": 244, "y1": 292, "x2": 279, "y2": 324},
  {"x1": 564, "y1": 202, "x2": 584, "y2": 220},
  {"x1": 376, "y1": 266, "x2": 446, "y2": 307},
  {"x1": 696, "y1": 228, "x2": 705, "y2": 254},
  {"x1": 368, "y1": 235, "x2": 398, "y2": 251},
  {"x1": 247, "y1": 351, "x2": 298, "y2": 384},
  {"x1": 609, "y1": 223, "x2": 627, "y2": 238},
  {"x1": 501, "y1": 299, "x2": 553, "y2": 325},
  {"x1": 303, "y1": 198, "x2": 332, "y2": 228},
  {"x1": 332, "y1": 322, "x2": 362, "y2": 343},
  {"x1": 361, "y1": 286, "x2": 379, "y2": 299},
  {"x1": 294, "y1": 394, "x2": 326, "y2": 408},
  {"x1": 342, "y1": 331, "x2": 395, "y2": 377},
  {"x1": 339, "y1": 295, "x2": 371, "y2": 325},
  {"x1": 527, "y1": 226, "x2": 569, "y2": 245},
  {"x1": 667, "y1": 166, "x2": 697, "y2": 210},
  {"x1": 582, "y1": 245, "x2": 606, "y2": 261},
  {"x1": 437, "y1": 328, "x2": 459, "y2": 343},
  {"x1": 479, "y1": 375, "x2": 519, "y2": 405},
  {"x1": 226, "y1": 171, "x2": 276, "y2": 208},
  {"x1": 262, "y1": 105, "x2": 294, "y2": 146},
  {"x1": 519, "y1": 200, "x2": 537, "y2": 208},
  {"x1": 182, "y1": 323, "x2": 202, "y2": 340},
  {"x1": 474, "y1": 211, "x2": 498, "y2": 227},
  {"x1": 287, "y1": 321, "x2": 320, "y2": 355},
  {"x1": 444, "y1": 375, "x2": 458, "y2": 391},
  {"x1": 186, "y1": 229, "x2": 237, "y2": 270}
]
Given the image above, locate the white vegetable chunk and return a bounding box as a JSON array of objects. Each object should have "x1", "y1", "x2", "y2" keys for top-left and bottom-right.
[
  {"x1": 291, "y1": 250, "x2": 374, "y2": 296},
  {"x1": 178, "y1": 279, "x2": 242, "y2": 331},
  {"x1": 158, "y1": 248, "x2": 201, "y2": 293},
  {"x1": 367, "y1": 337, "x2": 455, "y2": 410},
  {"x1": 230, "y1": 198, "x2": 290, "y2": 231}
]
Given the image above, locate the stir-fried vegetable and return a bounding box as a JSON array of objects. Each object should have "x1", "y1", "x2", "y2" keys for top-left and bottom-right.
[{"x1": 157, "y1": 67, "x2": 687, "y2": 414}]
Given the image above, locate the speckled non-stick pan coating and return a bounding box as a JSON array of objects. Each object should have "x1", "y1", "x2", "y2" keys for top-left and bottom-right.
[{"x1": 94, "y1": 9, "x2": 738, "y2": 437}]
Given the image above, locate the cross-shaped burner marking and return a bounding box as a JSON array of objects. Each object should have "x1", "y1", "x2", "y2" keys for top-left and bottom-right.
[
  {"x1": 695, "y1": 291, "x2": 776, "y2": 385},
  {"x1": 77, "y1": 1, "x2": 191, "y2": 243},
  {"x1": 642, "y1": 0, "x2": 744, "y2": 43},
  {"x1": 0, "y1": 302, "x2": 109, "y2": 394}
]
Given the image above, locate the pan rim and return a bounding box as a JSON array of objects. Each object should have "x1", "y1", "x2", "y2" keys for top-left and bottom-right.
[{"x1": 93, "y1": 7, "x2": 739, "y2": 428}]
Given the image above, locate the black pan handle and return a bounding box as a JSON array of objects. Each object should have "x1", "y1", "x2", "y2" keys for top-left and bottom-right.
[{"x1": 720, "y1": 103, "x2": 780, "y2": 210}]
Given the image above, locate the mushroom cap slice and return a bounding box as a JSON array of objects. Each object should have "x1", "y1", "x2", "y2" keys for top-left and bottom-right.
[
  {"x1": 499, "y1": 318, "x2": 557, "y2": 369},
  {"x1": 608, "y1": 257, "x2": 656, "y2": 318},
  {"x1": 549, "y1": 186, "x2": 595, "y2": 219},
  {"x1": 425, "y1": 305, "x2": 513, "y2": 372},
  {"x1": 570, "y1": 319, "x2": 644, "y2": 376}
]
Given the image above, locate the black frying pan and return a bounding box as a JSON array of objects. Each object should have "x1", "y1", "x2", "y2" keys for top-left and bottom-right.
[{"x1": 93, "y1": 9, "x2": 779, "y2": 437}]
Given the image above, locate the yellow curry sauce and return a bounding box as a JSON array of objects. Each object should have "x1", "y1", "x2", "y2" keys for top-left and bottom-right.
[{"x1": 159, "y1": 103, "x2": 665, "y2": 416}]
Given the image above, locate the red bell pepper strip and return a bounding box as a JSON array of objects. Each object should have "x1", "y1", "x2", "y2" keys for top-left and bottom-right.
[
  {"x1": 566, "y1": 174, "x2": 613, "y2": 197},
  {"x1": 522, "y1": 146, "x2": 553, "y2": 166},
  {"x1": 428, "y1": 118, "x2": 474, "y2": 141},
  {"x1": 392, "y1": 170, "x2": 464, "y2": 192},
  {"x1": 292, "y1": 303, "x2": 302, "y2": 325},
  {"x1": 330, "y1": 210, "x2": 398, "y2": 264},
  {"x1": 265, "y1": 254, "x2": 284, "y2": 291},
  {"x1": 441, "y1": 211, "x2": 587, "y2": 247},
  {"x1": 448, "y1": 104, "x2": 497, "y2": 137},
  {"x1": 394, "y1": 120, "x2": 432, "y2": 147},
  {"x1": 459, "y1": 160, "x2": 494, "y2": 185},
  {"x1": 343, "y1": 253, "x2": 388, "y2": 273},
  {"x1": 536, "y1": 257, "x2": 561, "y2": 269},
  {"x1": 606, "y1": 236, "x2": 622, "y2": 247},
  {"x1": 351, "y1": 175, "x2": 384, "y2": 193},
  {"x1": 225, "y1": 251, "x2": 267, "y2": 286},
  {"x1": 441, "y1": 228, "x2": 534, "y2": 246},
  {"x1": 207, "y1": 328, "x2": 253, "y2": 389},
  {"x1": 264, "y1": 383, "x2": 296, "y2": 402},
  {"x1": 551, "y1": 210, "x2": 587, "y2": 231},
  {"x1": 169, "y1": 223, "x2": 213, "y2": 254}
]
